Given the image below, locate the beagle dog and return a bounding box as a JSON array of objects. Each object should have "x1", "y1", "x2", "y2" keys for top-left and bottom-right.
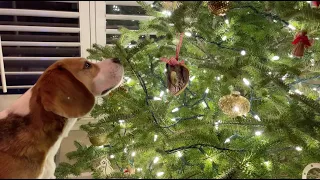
[{"x1": 0, "y1": 57, "x2": 124, "y2": 179}]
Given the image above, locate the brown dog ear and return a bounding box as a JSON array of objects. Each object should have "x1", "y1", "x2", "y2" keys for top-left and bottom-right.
[{"x1": 38, "y1": 65, "x2": 95, "y2": 118}]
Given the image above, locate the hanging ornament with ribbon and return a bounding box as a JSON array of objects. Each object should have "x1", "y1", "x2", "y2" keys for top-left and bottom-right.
[
  {"x1": 160, "y1": 33, "x2": 190, "y2": 96},
  {"x1": 292, "y1": 30, "x2": 313, "y2": 58}
]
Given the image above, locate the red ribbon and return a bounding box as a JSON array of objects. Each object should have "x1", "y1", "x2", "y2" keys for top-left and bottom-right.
[
  {"x1": 292, "y1": 32, "x2": 311, "y2": 47},
  {"x1": 312, "y1": 1, "x2": 320, "y2": 7},
  {"x1": 160, "y1": 33, "x2": 185, "y2": 66}
]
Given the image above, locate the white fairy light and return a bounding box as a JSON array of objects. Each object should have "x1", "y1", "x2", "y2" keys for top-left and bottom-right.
[
  {"x1": 110, "y1": 154, "x2": 115, "y2": 159},
  {"x1": 172, "y1": 108, "x2": 179, "y2": 112},
  {"x1": 154, "y1": 134, "x2": 158, "y2": 142},
  {"x1": 281, "y1": 73, "x2": 289, "y2": 81},
  {"x1": 254, "y1": 115, "x2": 261, "y2": 121},
  {"x1": 203, "y1": 70, "x2": 207, "y2": 73},
  {"x1": 177, "y1": 151, "x2": 183, "y2": 157},
  {"x1": 288, "y1": 24, "x2": 296, "y2": 30},
  {"x1": 273, "y1": 20, "x2": 277, "y2": 23},
  {"x1": 272, "y1": 56, "x2": 280, "y2": 61},
  {"x1": 124, "y1": 147, "x2": 128, "y2": 153},
  {"x1": 225, "y1": 19, "x2": 230, "y2": 24},
  {"x1": 162, "y1": 10, "x2": 172, "y2": 17},
  {"x1": 294, "y1": 89, "x2": 303, "y2": 95},
  {"x1": 131, "y1": 152, "x2": 136, "y2": 157},
  {"x1": 295, "y1": 146, "x2": 303, "y2": 151},
  {"x1": 216, "y1": 76, "x2": 221, "y2": 81},
  {"x1": 169, "y1": 23, "x2": 174, "y2": 26},
  {"x1": 224, "y1": 138, "x2": 231, "y2": 143},
  {"x1": 190, "y1": 76, "x2": 196, "y2": 81},
  {"x1": 119, "y1": 120, "x2": 125, "y2": 125},
  {"x1": 205, "y1": 88, "x2": 210, "y2": 94},
  {"x1": 289, "y1": 54, "x2": 293, "y2": 58},
  {"x1": 240, "y1": 50, "x2": 246, "y2": 56},
  {"x1": 98, "y1": 145, "x2": 104, "y2": 148},
  {"x1": 197, "y1": 116, "x2": 204, "y2": 120},
  {"x1": 315, "y1": 37, "x2": 319, "y2": 40},
  {"x1": 113, "y1": 5, "x2": 120, "y2": 12},
  {"x1": 156, "y1": 172, "x2": 164, "y2": 177},
  {"x1": 159, "y1": 91, "x2": 164, "y2": 97},
  {"x1": 124, "y1": 77, "x2": 132, "y2": 83},
  {"x1": 185, "y1": 32, "x2": 192, "y2": 37},
  {"x1": 201, "y1": 101, "x2": 207, "y2": 108},
  {"x1": 171, "y1": 118, "x2": 176, "y2": 122},
  {"x1": 164, "y1": 68, "x2": 167, "y2": 72},
  {"x1": 166, "y1": 89, "x2": 169, "y2": 93},
  {"x1": 255, "y1": 131, "x2": 262, "y2": 136},
  {"x1": 153, "y1": 157, "x2": 160, "y2": 164},
  {"x1": 233, "y1": 106, "x2": 240, "y2": 112},
  {"x1": 153, "y1": 97, "x2": 162, "y2": 101},
  {"x1": 264, "y1": 161, "x2": 271, "y2": 167},
  {"x1": 222, "y1": 36, "x2": 227, "y2": 41},
  {"x1": 268, "y1": 72, "x2": 272, "y2": 75},
  {"x1": 137, "y1": 168, "x2": 142, "y2": 172},
  {"x1": 313, "y1": 88, "x2": 317, "y2": 91},
  {"x1": 243, "y1": 78, "x2": 250, "y2": 86},
  {"x1": 311, "y1": 59, "x2": 315, "y2": 66}
]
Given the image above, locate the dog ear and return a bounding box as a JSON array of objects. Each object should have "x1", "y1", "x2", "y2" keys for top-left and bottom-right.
[{"x1": 39, "y1": 65, "x2": 95, "y2": 118}]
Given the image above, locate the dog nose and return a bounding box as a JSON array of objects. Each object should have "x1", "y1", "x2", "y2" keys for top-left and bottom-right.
[{"x1": 111, "y1": 58, "x2": 121, "y2": 64}]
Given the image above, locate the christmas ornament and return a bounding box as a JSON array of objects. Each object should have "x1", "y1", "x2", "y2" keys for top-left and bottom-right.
[
  {"x1": 292, "y1": 30, "x2": 312, "y2": 58},
  {"x1": 218, "y1": 91, "x2": 250, "y2": 117},
  {"x1": 89, "y1": 134, "x2": 108, "y2": 146},
  {"x1": 302, "y1": 163, "x2": 320, "y2": 179},
  {"x1": 123, "y1": 165, "x2": 135, "y2": 175},
  {"x1": 311, "y1": 1, "x2": 320, "y2": 8},
  {"x1": 161, "y1": 33, "x2": 189, "y2": 96},
  {"x1": 208, "y1": 1, "x2": 231, "y2": 16},
  {"x1": 161, "y1": 1, "x2": 181, "y2": 11},
  {"x1": 92, "y1": 156, "x2": 114, "y2": 177}
]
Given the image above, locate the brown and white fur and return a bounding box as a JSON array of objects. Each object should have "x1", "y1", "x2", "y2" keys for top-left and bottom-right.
[{"x1": 0, "y1": 58, "x2": 124, "y2": 179}]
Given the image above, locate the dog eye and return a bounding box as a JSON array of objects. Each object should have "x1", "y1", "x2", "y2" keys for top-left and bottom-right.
[{"x1": 84, "y1": 62, "x2": 91, "y2": 69}]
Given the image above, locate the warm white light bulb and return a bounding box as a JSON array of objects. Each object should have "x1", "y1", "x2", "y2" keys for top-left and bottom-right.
[
  {"x1": 243, "y1": 78, "x2": 250, "y2": 86},
  {"x1": 233, "y1": 106, "x2": 240, "y2": 112},
  {"x1": 177, "y1": 151, "x2": 183, "y2": 157},
  {"x1": 288, "y1": 24, "x2": 296, "y2": 30},
  {"x1": 124, "y1": 147, "x2": 128, "y2": 153},
  {"x1": 153, "y1": 97, "x2": 162, "y2": 101},
  {"x1": 137, "y1": 168, "x2": 142, "y2": 172},
  {"x1": 171, "y1": 118, "x2": 176, "y2": 122},
  {"x1": 272, "y1": 56, "x2": 280, "y2": 61},
  {"x1": 205, "y1": 88, "x2": 209, "y2": 94},
  {"x1": 156, "y1": 172, "x2": 164, "y2": 177},
  {"x1": 281, "y1": 74, "x2": 288, "y2": 81},
  {"x1": 289, "y1": 54, "x2": 293, "y2": 58},
  {"x1": 190, "y1": 76, "x2": 196, "y2": 81},
  {"x1": 294, "y1": 89, "x2": 303, "y2": 95},
  {"x1": 202, "y1": 101, "x2": 207, "y2": 108},
  {"x1": 185, "y1": 32, "x2": 192, "y2": 37},
  {"x1": 225, "y1": 19, "x2": 229, "y2": 24},
  {"x1": 162, "y1": 10, "x2": 172, "y2": 16},
  {"x1": 224, "y1": 138, "x2": 231, "y2": 143},
  {"x1": 110, "y1": 155, "x2": 115, "y2": 159},
  {"x1": 254, "y1": 115, "x2": 261, "y2": 121},
  {"x1": 255, "y1": 131, "x2": 262, "y2": 136},
  {"x1": 295, "y1": 146, "x2": 302, "y2": 151},
  {"x1": 131, "y1": 152, "x2": 136, "y2": 157},
  {"x1": 222, "y1": 36, "x2": 227, "y2": 41},
  {"x1": 268, "y1": 72, "x2": 272, "y2": 75},
  {"x1": 153, "y1": 157, "x2": 159, "y2": 164},
  {"x1": 154, "y1": 134, "x2": 158, "y2": 142},
  {"x1": 159, "y1": 91, "x2": 164, "y2": 97},
  {"x1": 240, "y1": 50, "x2": 246, "y2": 56},
  {"x1": 172, "y1": 108, "x2": 179, "y2": 112}
]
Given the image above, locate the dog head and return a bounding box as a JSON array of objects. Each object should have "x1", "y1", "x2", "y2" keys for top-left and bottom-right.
[{"x1": 35, "y1": 58, "x2": 124, "y2": 118}]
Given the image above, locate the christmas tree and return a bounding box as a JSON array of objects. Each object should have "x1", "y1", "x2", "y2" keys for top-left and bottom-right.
[{"x1": 55, "y1": 1, "x2": 320, "y2": 179}]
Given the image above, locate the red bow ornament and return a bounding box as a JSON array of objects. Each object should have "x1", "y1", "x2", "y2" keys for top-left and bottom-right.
[
  {"x1": 311, "y1": 1, "x2": 320, "y2": 8},
  {"x1": 292, "y1": 30, "x2": 312, "y2": 58},
  {"x1": 160, "y1": 33, "x2": 190, "y2": 96}
]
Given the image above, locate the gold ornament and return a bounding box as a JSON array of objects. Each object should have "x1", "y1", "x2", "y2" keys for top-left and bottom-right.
[
  {"x1": 208, "y1": 1, "x2": 231, "y2": 16},
  {"x1": 161, "y1": 1, "x2": 181, "y2": 11},
  {"x1": 218, "y1": 91, "x2": 250, "y2": 117},
  {"x1": 124, "y1": 166, "x2": 135, "y2": 175},
  {"x1": 89, "y1": 134, "x2": 108, "y2": 146}
]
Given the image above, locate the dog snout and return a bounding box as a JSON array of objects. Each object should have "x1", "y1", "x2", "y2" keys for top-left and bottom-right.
[{"x1": 111, "y1": 58, "x2": 121, "y2": 64}]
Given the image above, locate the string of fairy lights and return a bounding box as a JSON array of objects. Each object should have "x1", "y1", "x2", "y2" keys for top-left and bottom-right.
[{"x1": 98, "y1": 1, "x2": 319, "y2": 178}]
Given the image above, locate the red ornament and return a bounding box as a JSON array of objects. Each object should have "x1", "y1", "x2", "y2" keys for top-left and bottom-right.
[
  {"x1": 160, "y1": 33, "x2": 190, "y2": 96},
  {"x1": 311, "y1": 1, "x2": 320, "y2": 8},
  {"x1": 291, "y1": 30, "x2": 312, "y2": 58}
]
